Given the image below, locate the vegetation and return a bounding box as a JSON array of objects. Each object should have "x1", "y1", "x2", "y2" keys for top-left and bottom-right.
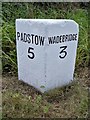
[
  {"x1": 1, "y1": 2, "x2": 89, "y2": 118},
  {"x1": 2, "y1": 2, "x2": 89, "y2": 73},
  {"x1": 2, "y1": 67, "x2": 88, "y2": 118}
]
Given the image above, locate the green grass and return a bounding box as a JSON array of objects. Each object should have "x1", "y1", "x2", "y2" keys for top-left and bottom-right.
[
  {"x1": 0, "y1": 91, "x2": 2, "y2": 120},
  {"x1": 2, "y1": 67, "x2": 88, "y2": 118},
  {"x1": 1, "y1": 3, "x2": 89, "y2": 73},
  {"x1": 3, "y1": 89, "x2": 51, "y2": 118},
  {"x1": 1, "y1": 2, "x2": 89, "y2": 118}
]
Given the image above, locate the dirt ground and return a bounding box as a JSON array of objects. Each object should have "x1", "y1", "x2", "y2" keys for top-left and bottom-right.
[{"x1": 1, "y1": 67, "x2": 89, "y2": 118}]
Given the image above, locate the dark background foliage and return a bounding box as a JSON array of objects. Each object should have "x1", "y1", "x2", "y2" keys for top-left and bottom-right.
[{"x1": 2, "y1": 2, "x2": 89, "y2": 74}]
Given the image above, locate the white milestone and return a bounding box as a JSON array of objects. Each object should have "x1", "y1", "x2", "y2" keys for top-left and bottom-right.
[{"x1": 16, "y1": 19, "x2": 79, "y2": 93}]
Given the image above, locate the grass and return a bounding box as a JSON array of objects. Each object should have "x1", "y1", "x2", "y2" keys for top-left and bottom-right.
[
  {"x1": 1, "y1": 2, "x2": 89, "y2": 118},
  {"x1": 3, "y1": 92, "x2": 51, "y2": 118},
  {"x1": 1, "y1": 3, "x2": 89, "y2": 73},
  {"x1": 2, "y1": 67, "x2": 88, "y2": 118}
]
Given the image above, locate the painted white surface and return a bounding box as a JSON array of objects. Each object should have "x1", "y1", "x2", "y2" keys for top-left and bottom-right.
[{"x1": 16, "y1": 19, "x2": 79, "y2": 93}]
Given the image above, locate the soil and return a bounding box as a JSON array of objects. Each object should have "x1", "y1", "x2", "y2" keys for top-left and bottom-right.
[{"x1": 1, "y1": 67, "x2": 89, "y2": 118}]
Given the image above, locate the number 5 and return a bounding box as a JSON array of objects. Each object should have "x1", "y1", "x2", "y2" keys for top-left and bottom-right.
[
  {"x1": 28, "y1": 47, "x2": 35, "y2": 59},
  {"x1": 59, "y1": 46, "x2": 67, "y2": 59}
]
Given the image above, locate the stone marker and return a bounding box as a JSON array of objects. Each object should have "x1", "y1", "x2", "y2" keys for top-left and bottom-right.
[{"x1": 16, "y1": 19, "x2": 79, "y2": 93}]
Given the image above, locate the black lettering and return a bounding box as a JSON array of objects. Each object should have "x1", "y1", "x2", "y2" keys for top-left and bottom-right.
[
  {"x1": 24, "y1": 33, "x2": 27, "y2": 42},
  {"x1": 39, "y1": 36, "x2": 45, "y2": 46},
  {"x1": 28, "y1": 47, "x2": 35, "y2": 59},
  {"x1": 62, "y1": 35, "x2": 66, "y2": 42},
  {"x1": 31, "y1": 34, "x2": 34, "y2": 44},
  {"x1": 68, "y1": 34, "x2": 72, "y2": 41},
  {"x1": 21, "y1": 33, "x2": 23, "y2": 41},
  {"x1": 48, "y1": 37, "x2": 53, "y2": 44},
  {"x1": 75, "y1": 34, "x2": 77, "y2": 40},
  {"x1": 74, "y1": 34, "x2": 77, "y2": 40},
  {"x1": 60, "y1": 36, "x2": 62, "y2": 43},
  {"x1": 27, "y1": 34, "x2": 31, "y2": 43},
  {"x1": 17, "y1": 32, "x2": 20, "y2": 40},
  {"x1": 59, "y1": 46, "x2": 67, "y2": 59},
  {"x1": 35, "y1": 35, "x2": 39, "y2": 45},
  {"x1": 56, "y1": 36, "x2": 60, "y2": 43},
  {"x1": 65, "y1": 35, "x2": 68, "y2": 41},
  {"x1": 53, "y1": 36, "x2": 56, "y2": 44},
  {"x1": 72, "y1": 34, "x2": 75, "y2": 40}
]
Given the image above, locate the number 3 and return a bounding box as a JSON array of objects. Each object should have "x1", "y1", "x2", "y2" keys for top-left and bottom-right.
[
  {"x1": 59, "y1": 46, "x2": 67, "y2": 59},
  {"x1": 28, "y1": 47, "x2": 35, "y2": 59}
]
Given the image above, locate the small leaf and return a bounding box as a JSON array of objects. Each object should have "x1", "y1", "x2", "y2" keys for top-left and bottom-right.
[{"x1": 40, "y1": 85, "x2": 45, "y2": 88}]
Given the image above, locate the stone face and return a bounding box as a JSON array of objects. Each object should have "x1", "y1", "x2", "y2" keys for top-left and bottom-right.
[{"x1": 16, "y1": 19, "x2": 79, "y2": 93}]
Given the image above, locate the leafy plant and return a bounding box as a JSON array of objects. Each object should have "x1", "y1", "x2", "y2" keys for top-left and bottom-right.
[{"x1": 2, "y1": 3, "x2": 89, "y2": 73}]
